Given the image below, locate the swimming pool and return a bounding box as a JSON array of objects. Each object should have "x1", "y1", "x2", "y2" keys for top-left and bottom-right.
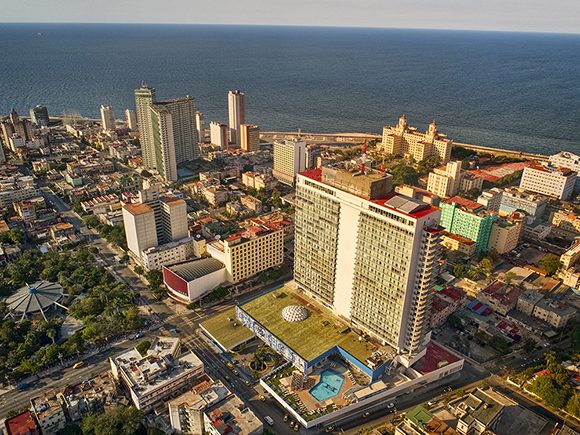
[{"x1": 309, "y1": 369, "x2": 345, "y2": 401}]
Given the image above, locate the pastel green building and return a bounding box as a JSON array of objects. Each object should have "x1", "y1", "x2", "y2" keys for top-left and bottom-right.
[{"x1": 440, "y1": 196, "x2": 498, "y2": 254}]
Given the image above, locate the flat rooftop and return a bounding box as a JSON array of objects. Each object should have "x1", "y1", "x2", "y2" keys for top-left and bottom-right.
[
  {"x1": 200, "y1": 307, "x2": 255, "y2": 351},
  {"x1": 240, "y1": 286, "x2": 388, "y2": 364},
  {"x1": 112, "y1": 336, "x2": 203, "y2": 398}
]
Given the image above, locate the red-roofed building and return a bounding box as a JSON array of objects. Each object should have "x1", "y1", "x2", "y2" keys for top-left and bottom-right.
[
  {"x1": 431, "y1": 286, "x2": 467, "y2": 328},
  {"x1": 477, "y1": 280, "x2": 523, "y2": 316},
  {"x1": 5, "y1": 411, "x2": 39, "y2": 435}
]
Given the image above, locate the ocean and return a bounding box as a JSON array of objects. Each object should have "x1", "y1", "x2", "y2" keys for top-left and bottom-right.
[{"x1": 0, "y1": 23, "x2": 579, "y2": 155}]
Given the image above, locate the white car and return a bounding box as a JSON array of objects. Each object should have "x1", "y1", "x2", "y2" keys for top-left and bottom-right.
[{"x1": 428, "y1": 400, "x2": 437, "y2": 406}]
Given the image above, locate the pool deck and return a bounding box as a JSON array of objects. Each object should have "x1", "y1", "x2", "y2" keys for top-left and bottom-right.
[{"x1": 280, "y1": 363, "x2": 355, "y2": 411}]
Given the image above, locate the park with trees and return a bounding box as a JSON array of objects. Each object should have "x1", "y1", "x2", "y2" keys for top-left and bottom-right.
[{"x1": 0, "y1": 247, "x2": 143, "y2": 382}]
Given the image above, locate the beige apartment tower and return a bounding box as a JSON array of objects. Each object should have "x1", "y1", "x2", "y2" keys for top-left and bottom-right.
[
  {"x1": 149, "y1": 105, "x2": 178, "y2": 182},
  {"x1": 125, "y1": 109, "x2": 138, "y2": 131},
  {"x1": 240, "y1": 124, "x2": 260, "y2": 152},
  {"x1": 380, "y1": 115, "x2": 453, "y2": 163},
  {"x1": 273, "y1": 139, "x2": 307, "y2": 186}
]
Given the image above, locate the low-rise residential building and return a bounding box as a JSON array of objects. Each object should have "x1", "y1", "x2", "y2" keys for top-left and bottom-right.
[
  {"x1": 201, "y1": 186, "x2": 229, "y2": 206},
  {"x1": 80, "y1": 194, "x2": 120, "y2": 214},
  {"x1": 30, "y1": 392, "x2": 67, "y2": 435},
  {"x1": 459, "y1": 172, "x2": 484, "y2": 193},
  {"x1": 519, "y1": 162, "x2": 577, "y2": 200},
  {"x1": 59, "y1": 371, "x2": 123, "y2": 421},
  {"x1": 552, "y1": 210, "x2": 580, "y2": 236},
  {"x1": 430, "y1": 286, "x2": 466, "y2": 328},
  {"x1": 0, "y1": 184, "x2": 41, "y2": 208},
  {"x1": 14, "y1": 196, "x2": 45, "y2": 222},
  {"x1": 395, "y1": 406, "x2": 457, "y2": 435},
  {"x1": 241, "y1": 171, "x2": 278, "y2": 191},
  {"x1": 49, "y1": 222, "x2": 75, "y2": 240},
  {"x1": 110, "y1": 337, "x2": 204, "y2": 412},
  {"x1": 477, "y1": 281, "x2": 523, "y2": 316},
  {"x1": 448, "y1": 388, "x2": 547, "y2": 435},
  {"x1": 440, "y1": 231, "x2": 476, "y2": 256},
  {"x1": 533, "y1": 298, "x2": 575, "y2": 328},
  {"x1": 240, "y1": 194, "x2": 262, "y2": 213},
  {"x1": 204, "y1": 395, "x2": 263, "y2": 435},
  {"x1": 4, "y1": 410, "x2": 39, "y2": 435},
  {"x1": 477, "y1": 187, "x2": 503, "y2": 212},
  {"x1": 516, "y1": 290, "x2": 545, "y2": 316},
  {"x1": 140, "y1": 237, "x2": 198, "y2": 272},
  {"x1": 561, "y1": 241, "x2": 580, "y2": 270},
  {"x1": 168, "y1": 375, "x2": 230, "y2": 434}
]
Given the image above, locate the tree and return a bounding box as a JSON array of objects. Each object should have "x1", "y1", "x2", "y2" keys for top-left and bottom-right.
[
  {"x1": 539, "y1": 254, "x2": 561, "y2": 276},
  {"x1": 503, "y1": 271, "x2": 516, "y2": 285},
  {"x1": 140, "y1": 170, "x2": 152, "y2": 178},
  {"x1": 81, "y1": 406, "x2": 143, "y2": 435},
  {"x1": 391, "y1": 164, "x2": 418, "y2": 186},
  {"x1": 452, "y1": 264, "x2": 468, "y2": 278}
]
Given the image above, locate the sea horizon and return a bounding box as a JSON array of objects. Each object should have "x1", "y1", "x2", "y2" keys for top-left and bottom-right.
[{"x1": 1, "y1": 23, "x2": 579, "y2": 154}]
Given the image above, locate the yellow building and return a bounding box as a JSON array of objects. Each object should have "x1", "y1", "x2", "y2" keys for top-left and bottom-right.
[
  {"x1": 426, "y1": 161, "x2": 462, "y2": 197},
  {"x1": 380, "y1": 115, "x2": 453, "y2": 163},
  {"x1": 441, "y1": 231, "x2": 476, "y2": 256}
]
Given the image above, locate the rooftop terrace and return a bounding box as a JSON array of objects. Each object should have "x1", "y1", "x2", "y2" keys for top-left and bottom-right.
[{"x1": 240, "y1": 286, "x2": 388, "y2": 364}]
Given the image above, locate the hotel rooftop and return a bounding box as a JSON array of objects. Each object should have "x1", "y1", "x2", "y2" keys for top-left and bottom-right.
[
  {"x1": 300, "y1": 167, "x2": 439, "y2": 220},
  {"x1": 239, "y1": 285, "x2": 394, "y2": 368}
]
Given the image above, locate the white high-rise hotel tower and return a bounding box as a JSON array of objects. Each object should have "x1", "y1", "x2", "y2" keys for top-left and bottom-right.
[
  {"x1": 294, "y1": 167, "x2": 442, "y2": 359},
  {"x1": 227, "y1": 90, "x2": 245, "y2": 146}
]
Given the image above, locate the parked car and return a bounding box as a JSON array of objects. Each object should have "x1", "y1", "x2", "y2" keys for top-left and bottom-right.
[{"x1": 264, "y1": 416, "x2": 274, "y2": 426}]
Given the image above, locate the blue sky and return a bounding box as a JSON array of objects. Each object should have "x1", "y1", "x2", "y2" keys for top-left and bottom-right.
[{"x1": 1, "y1": 0, "x2": 579, "y2": 34}]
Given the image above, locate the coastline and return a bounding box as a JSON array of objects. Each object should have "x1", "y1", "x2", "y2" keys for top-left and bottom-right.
[{"x1": 260, "y1": 131, "x2": 550, "y2": 161}]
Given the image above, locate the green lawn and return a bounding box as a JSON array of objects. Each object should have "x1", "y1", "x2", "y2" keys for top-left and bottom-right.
[
  {"x1": 200, "y1": 307, "x2": 254, "y2": 351},
  {"x1": 241, "y1": 286, "x2": 377, "y2": 363}
]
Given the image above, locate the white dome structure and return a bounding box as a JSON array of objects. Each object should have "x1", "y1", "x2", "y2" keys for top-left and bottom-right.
[
  {"x1": 4, "y1": 281, "x2": 69, "y2": 322},
  {"x1": 282, "y1": 305, "x2": 309, "y2": 322}
]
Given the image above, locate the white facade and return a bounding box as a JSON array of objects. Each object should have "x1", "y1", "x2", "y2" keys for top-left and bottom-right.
[
  {"x1": 125, "y1": 109, "x2": 137, "y2": 130},
  {"x1": 227, "y1": 90, "x2": 245, "y2": 146},
  {"x1": 294, "y1": 169, "x2": 442, "y2": 355},
  {"x1": 141, "y1": 237, "x2": 196, "y2": 272},
  {"x1": 520, "y1": 164, "x2": 577, "y2": 200},
  {"x1": 122, "y1": 203, "x2": 158, "y2": 258},
  {"x1": 210, "y1": 121, "x2": 228, "y2": 149},
  {"x1": 196, "y1": 111, "x2": 205, "y2": 144},
  {"x1": 550, "y1": 151, "x2": 580, "y2": 189},
  {"x1": 273, "y1": 139, "x2": 307, "y2": 186},
  {"x1": 100, "y1": 105, "x2": 116, "y2": 132}
]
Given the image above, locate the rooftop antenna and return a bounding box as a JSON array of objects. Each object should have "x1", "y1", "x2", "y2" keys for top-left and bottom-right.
[{"x1": 361, "y1": 140, "x2": 367, "y2": 174}]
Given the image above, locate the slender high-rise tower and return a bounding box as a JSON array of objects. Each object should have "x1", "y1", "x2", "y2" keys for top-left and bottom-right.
[
  {"x1": 125, "y1": 109, "x2": 138, "y2": 131},
  {"x1": 134, "y1": 84, "x2": 157, "y2": 169},
  {"x1": 100, "y1": 105, "x2": 116, "y2": 132},
  {"x1": 227, "y1": 90, "x2": 245, "y2": 146},
  {"x1": 154, "y1": 96, "x2": 198, "y2": 163},
  {"x1": 149, "y1": 104, "x2": 178, "y2": 182}
]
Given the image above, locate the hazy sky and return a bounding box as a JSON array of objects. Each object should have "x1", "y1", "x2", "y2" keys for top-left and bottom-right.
[{"x1": 1, "y1": 0, "x2": 580, "y2": 34}]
